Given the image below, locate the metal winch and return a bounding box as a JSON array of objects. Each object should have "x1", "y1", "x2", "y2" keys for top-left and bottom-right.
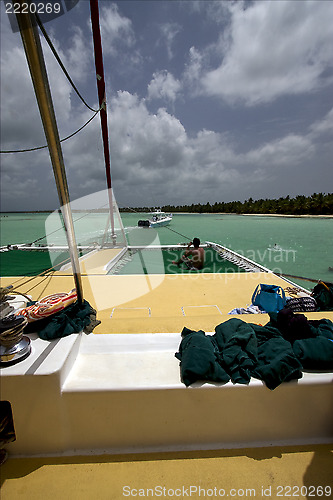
[{"x1": 0, "y1": 314, "x2": 31, "y2": 366}]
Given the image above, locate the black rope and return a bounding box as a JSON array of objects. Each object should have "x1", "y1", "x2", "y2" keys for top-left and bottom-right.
[
  {"x1": 275, "y1": 272, "x2": 333, "y2": 286},
  {"x1": 1, "y1": 13, "x2": 104, "y2": 154},
  {"x1": 161, "y1": 224, "x2": 192, "y2": 241},
  {"x1": 30, "y1": 203, "x2": 109, "y2": 245},
  {"x1": 4, "y1": 202, "x2": 114, "y2": 291},
  {"x1": 0, "y1": 109, "x2": 100, "y2": 154},
  {"x1": 35, "y1": 14, "x2": 99, "y2": 113}
]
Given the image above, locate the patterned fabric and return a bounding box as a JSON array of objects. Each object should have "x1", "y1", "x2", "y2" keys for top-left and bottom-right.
[
  {"x1": 285, "y1": 296, "x2": 317, "y2": 312},
  {"x1": 16, "y1": 290, "x2": 77, "y2": 322}
]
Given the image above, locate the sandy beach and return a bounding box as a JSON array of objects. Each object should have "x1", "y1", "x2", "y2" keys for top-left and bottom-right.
[
  {"x1": 175, "y1": 212, "x2": 333, "y2": 218},
  {"x1": 238, "y1": 213, "x2": 333, "y2": 218}
]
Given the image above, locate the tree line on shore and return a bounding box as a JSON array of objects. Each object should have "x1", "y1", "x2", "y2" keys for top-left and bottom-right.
[{"x1": 121, "y1": 192, "x2": 333, "y2": 215}]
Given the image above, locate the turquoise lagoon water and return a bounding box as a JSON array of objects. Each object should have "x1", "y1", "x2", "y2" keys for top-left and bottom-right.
[{"x1": 1, "y1": 212, "x2": 332, "y2": 289}]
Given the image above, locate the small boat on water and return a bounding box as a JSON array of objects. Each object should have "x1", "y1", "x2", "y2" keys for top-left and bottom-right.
[{"x1": 138, "y1": 209, "x2": 172, "y2": 228}]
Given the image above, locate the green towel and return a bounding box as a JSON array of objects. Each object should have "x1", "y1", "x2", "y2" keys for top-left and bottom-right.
[
  {"x1": 308, "y1": 318, "x2": 333, "y2": 340},
  {"x1": 252, "y1": 336, "x2": 303, "y2": 389},
  {"x1": 293, "y1": 337, "x2": 333, "y2": 370},
  {"x1": 214, "y1": 319, "x2": 258, "y2": 384},
  {"x1": 175, "y1": 327, "x2": 230, "y2": 387},
  {"x1": 249, "y1": 322, "x2": 303, "y2": 389},
  {"x1": 175, "y1": 316, "x2": 333, "y2": 390}
]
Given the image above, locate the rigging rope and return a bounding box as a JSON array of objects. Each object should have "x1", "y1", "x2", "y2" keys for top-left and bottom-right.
[
  {"x1": 35, "y1": 14, "x2": 100, "y2": 113},
  {"x1": 3, "y1": 202, "x2": 114, "y2": 291},
  {"x1": 274, "y1": 273, "x2": 333, "y2": 286},
  {"x1": 29, "y1": 203, "x2": 109, "y2": 245},
  {"x1": 0, "y1": 109, "x2": 101, "y2": 154},
  {"x1": 4, "y1": 254, "x2": 72, "y2": 291},
  {"x1": 3, "y1": 201, "x2": 115, "y2": 293},
  {"x1": 1, "y1": 13, "x2": 104, "y2": 154},
  {"x1": 161, "y1": 224, "x2": 192, "y2": 242}
]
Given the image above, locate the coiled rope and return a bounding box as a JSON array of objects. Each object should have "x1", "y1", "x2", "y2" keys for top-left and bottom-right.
[
  {"x1": 17, "y1": 290, "x2": 77, "y2": 322},
  {"x1": 0, "y1": 290, "x2": 77, "y2": 347}
]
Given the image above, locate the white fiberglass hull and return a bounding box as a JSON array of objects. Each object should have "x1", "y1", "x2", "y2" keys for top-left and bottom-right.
[
  {"x1": 1, "y1": 330, "x2": 333, "y2": 456},
  {"x1": 149, "y1": 216, "x2": 172, "y2": 227},
  {"x1": 1, "y1": 244, "x2": 333, "y2": 457}
]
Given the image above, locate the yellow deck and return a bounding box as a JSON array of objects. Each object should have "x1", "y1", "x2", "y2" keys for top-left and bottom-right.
[
  {"x1": 1, "y1": 249, "x2": 333, "y2": 495},
  {"x1": 2, "y1": 267, "x2": 333, "y2": 333},
  {"x1": 1, "y1": 445, "x2": 332, "y2": 499}
]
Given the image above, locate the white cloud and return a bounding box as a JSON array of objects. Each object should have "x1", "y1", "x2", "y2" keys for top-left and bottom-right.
[
  {"x1": 2, "y1": 74, "x2": 331, "y2": 209},
  {"x1": 103, "y1": 91, "x2": 289, "y2": 204},
  {"x1": 195, "y1": 1, "x2": 333, "y2": 105},
  {"x1": 106, "y1": 89, "x2": 330, "y2": 204},
  {"x1": 147, "y1": 70, "x2": 181, "y2": 103},
  {"x1": 159, "y1": 22, "x2": 181, "y2": 60},
  {"x1": 99, "y1": 3, "x2": 135, "y2": 56},
  {"x1": 0, "y1": 10, "x2": 95, "y2": 209},
  {"x1": 309, "y1": 108, "x2": 333, "y2": 139},
  {"x1": 109, "y1": 91, "x2": 187, "y2": 173},
  {"x1": 0, "y1": 38, "x2": 73, "y2": 149},
  {"x1": 1, "y1": 1, "x2": 332, "y2": 211},
  {"x1": 244, "y1": 134, "x2": 315, "y2": 168},
  {"x1": 183, "y1": 46, "x2": 204, "y2": 93},
  {"x1": 65, "y1": 26, "x2": 91, "y2": 82}
]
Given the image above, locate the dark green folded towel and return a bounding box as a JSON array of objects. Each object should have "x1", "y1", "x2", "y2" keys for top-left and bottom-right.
[
  {"x1": 175, "y1": 328, "x2": 230, "y2": 387},
  {"x1": 310, "y1": 319, "x2": 333, "y2": 340},
  {"x1": 293, "y1": 337, "x2": 333, "y2": 370},
  {"x1": 175, "y1": 317, "x2": 333, "y2": 390},
  {"x1": 252, "y1": 336, "x2": 303, "y2": 390},
  {"x1": 214, "y1": 319, "x2": 258, "y2": 384}
]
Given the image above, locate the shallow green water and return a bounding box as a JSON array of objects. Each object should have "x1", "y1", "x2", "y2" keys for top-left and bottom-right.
[
  {"x1": 0, "y1": 249, "x2": 70, "y2": 276},
  {"x1": 122, "y1": 213, "x2": 333, "y2": 288},
  {"x1": 113, "y1": 248, "x2": 245, "y2": 275},
  {"x1": 1, "y1": 212, "x2": 332, "y2": 289}
]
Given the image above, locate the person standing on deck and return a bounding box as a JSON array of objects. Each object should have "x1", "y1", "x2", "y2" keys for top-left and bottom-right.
[{"x1": 172, "y1": 238, "x2": 205, "y2": 270}]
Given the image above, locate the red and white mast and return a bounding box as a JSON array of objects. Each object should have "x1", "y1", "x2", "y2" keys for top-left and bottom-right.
[{"x1": 90, "y1": 0, "x2": 115, "y2": 241}]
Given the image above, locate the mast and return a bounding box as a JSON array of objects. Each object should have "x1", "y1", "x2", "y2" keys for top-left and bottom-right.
[
  {"x1": 90, "y1": 0, "x2": 115, "y2": 242},
  {"x1": 15, "y1": 2, "x2": 84, "y2": 304}
]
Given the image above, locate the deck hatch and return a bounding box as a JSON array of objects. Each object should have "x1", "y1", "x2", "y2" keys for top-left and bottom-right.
[
  {"x1": 110, "y1": 307, "x2": 152, "y2": 319},
  {"x1": 181, "y1": 305, "x2": 223, "y2": 317}
]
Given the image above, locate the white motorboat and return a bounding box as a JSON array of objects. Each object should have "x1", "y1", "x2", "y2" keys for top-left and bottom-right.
[{"x1": 138, "y1": 209, "x2": 173, "y2": 228}]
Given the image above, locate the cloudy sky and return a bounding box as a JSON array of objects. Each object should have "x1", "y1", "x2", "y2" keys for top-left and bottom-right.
[{"x1": 1, "y1": 0, "x2": 332, "y2": 211}]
